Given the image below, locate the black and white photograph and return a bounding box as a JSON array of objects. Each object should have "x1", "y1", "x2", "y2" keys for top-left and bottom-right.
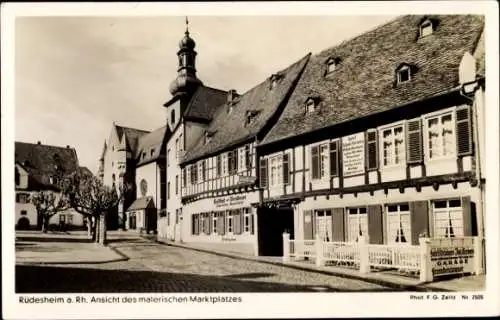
[{"x1": 2, "y1": 2, "x2": 499, "y2": 319}]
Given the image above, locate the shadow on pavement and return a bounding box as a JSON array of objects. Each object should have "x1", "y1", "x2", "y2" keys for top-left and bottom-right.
[
  {"x1": 15, "y1": 265, "x2": 409, "y2": 293},
  {"x1": 15, "y1": 236, "x2": 92, "y2": 243}
]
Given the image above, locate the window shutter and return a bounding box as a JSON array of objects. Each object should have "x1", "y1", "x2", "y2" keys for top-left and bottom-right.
[
  {"x1": 410, "y1": 201, "x2": 429, "y2": 245},
  {"x1": 191, "y1": 215, "x2": 195, "y2": 235},
  {"x1": 366, "y1": 130, "x2": 378, "y2": 170},
  {"x1": 235, "y1": 210, "x2": 241, "y2": 234},
  {"x1": 311, "y1": 146, "x2": 320, "y2": 179},
  {"x1": 228, "y1": 152, "x2": 233, "y2": 174},
  {"x1": 245, "y1": 145, "x2": 251, "y2": 168},
  {"x1": 461, "y1": 196, "x2": 473, "y2": 236},
  {"x1": 259, "y1": 158, "x2": 268, "y2": 188},
  {"x1": 216, "y1": 155, "x2": 221, "y2": 176},
  {"x1": 407, "y1": 118, "x2": 423, "y2": 163},
  {"x1": 331, "y1": 208, "x2": 345, "y2": 241},
  {"x1": 283, "y1": 153, "x2": 290, "y2": 185},
  {"x1": 208, "y1": 212, "x2": 213, "y2": 234},
  {"x1": 234, "y1": 150, "x2": 239, "y2": 173},
  {"x1": 367, "y1": 205, "x2": 383, "y2": 244},
  {"x1": 456, "y1": 105, "x2": 473, "y2": 156},
  {"x1": 250, "y1": 213, "x2": 255, "y2": 235},
  {"x1": 219, "y1": 212, "x2": 226, "y2": 235},
  {"x1": 329, "y1": 140, "x2": 339, "y2": 177},
  {"x1": 303, "y1": 210, "x2": 314, "y2": 240}
]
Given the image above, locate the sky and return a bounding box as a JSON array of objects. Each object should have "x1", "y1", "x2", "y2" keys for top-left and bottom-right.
[{"x1": 15, "y1": 15, "x2": 397, "y2": 174}]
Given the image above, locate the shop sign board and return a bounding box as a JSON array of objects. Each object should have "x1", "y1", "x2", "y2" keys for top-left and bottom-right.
[
  {"x1": 430, "y1": 245, "x2": 475, "y2": 277},
  {"x1": 342, "y1": 132, "x2": 365, "y2": 177}
]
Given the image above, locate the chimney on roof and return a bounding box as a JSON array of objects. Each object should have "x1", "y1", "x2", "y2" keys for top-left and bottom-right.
[
  {"x1": 66, "y1": 145, "x2": 70, "y2": 148},
  {"x1": 37, "y1": 141, "x2": 41, "y2": 145},
  {"x1": 227, "y1": 89, "x2": 238, "y2": 104}
]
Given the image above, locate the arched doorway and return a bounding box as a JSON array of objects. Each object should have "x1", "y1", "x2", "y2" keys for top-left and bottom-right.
[{"x1": 17, "y1": 217, "x2": 30, "y2": 230}]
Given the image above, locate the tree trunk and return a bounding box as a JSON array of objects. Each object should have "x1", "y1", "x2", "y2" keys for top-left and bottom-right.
[
  {"x1": 98, "y1": 212, "x2": 107, "y2": 245},
  {"x1": 41, "y1": 217, "x2": 49, "y2": 233},
  {"x1": 95, "y1": 217, "x2": 100, "y2": 243}
]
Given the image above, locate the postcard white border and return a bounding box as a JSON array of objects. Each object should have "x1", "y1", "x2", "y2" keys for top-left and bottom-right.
[{"x1": 2, "y1": 1, "x2": 499, "y2": 319}]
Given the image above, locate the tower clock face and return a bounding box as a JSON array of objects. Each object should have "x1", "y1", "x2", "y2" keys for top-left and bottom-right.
[{"x1": 140, "y1": 179, "x2": 148, "y2": 197}]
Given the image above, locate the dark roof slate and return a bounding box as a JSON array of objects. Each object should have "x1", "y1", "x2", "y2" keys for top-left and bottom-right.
[
  {"x1": 115, "y1": 124, "x2": 150, "y2": 153},
  {"x1": 15, "y1": 142, "x2": 80, "y2": 190},
  {"x1": 126, "y1": 196, "x2": 154, "y2": 211},
  {"x1": 261, "y1": 15, "x2": 485, "y2": 146},
  {"x1": 183, "y1": 86, "x2": 228, "y2": 122},
  {"x1": 181, "y1": 53, "x2": 311, "y2": 163},
  {"x1": 136, "y1": 125, "x2": 169, "y2": 166}
]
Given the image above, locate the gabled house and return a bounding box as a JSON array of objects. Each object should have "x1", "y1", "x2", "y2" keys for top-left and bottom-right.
[
  {"x1": 15, "y1": 141, "x2": 84, "y2": 230},
  {"x1": 178, "y1": 53, "x2": 310, "y2": 255},
  {"x1": 258, "y1": 15, "x2": 485, "y2": 255}
]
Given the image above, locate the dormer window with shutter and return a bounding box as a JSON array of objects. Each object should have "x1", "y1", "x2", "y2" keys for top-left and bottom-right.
[{"x1": 419, "y1": 18, "x2": 435, "y2": 38}]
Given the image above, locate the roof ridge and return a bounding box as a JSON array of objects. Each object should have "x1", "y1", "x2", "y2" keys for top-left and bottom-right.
[
  {"x1": 15, "y1": 141, "x2": 76, "y2": 150},
  {"x1": 114, "y1": 123, "x2": 151, "y2": 133}
]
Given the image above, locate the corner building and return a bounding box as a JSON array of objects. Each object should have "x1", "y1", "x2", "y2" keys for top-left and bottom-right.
[
  {"x1": 179, "y1": 54, "x2": 310, "y2": 255},
  {"x1": 259, "y1": 15, "x2": 486, "y2": 253}
]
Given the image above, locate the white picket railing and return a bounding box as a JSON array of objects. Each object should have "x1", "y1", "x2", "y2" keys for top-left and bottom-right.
[
  {"x1": 367, "y1": 244, "x2": 421, "y2": 271},
  {"x1": 282, "y1": 232, "x2": 485, "y2": 283},
  {"x1": 288, "y1": 239, "x2": 316, "y2": 259},
  {"x1": 322, "y1": 241, "x2": 360, "y2": 266}
]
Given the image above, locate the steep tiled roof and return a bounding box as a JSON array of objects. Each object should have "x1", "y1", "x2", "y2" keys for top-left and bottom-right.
[
  {"x1": 15, "y1": 141, "x2": 80, "y2": 190},
  {"x1": 181, "y1": 53, "x2": 311, "y2": 164},
  {"x1": 115, "y1": 124, "x2": 150, "y2": 154},
  {"x1": 136, "y1": 125, "x2": 169, "y2": 166},
  {"x1": 261, "y1": 15, "x2": 485, "y2": 146},
  {"x1": 183, "y1": 86, "x2": 229, "y2": 122},
  {"x1": 126, "y1": 196, "x2": 154, "y2": 211},
  {"x1": 79, "y1": 166, "x2": 93, "y2": 177}
]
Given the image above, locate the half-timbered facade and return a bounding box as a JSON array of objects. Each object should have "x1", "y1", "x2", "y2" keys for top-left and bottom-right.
[
  {"x1": 179, "y1": 54, "x2": 311, "y2": 255},
  {"x1": 259, "y1": 15, "x2": 485, "y2": 253}
]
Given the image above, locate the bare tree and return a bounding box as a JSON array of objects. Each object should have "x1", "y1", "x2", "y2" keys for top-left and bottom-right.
[
  {"x1": 30, "y1": 191, "x2": 70, "y2": 233},
  {"x1": 63, "y1": 173, "x2": 129, "y2": 245}
]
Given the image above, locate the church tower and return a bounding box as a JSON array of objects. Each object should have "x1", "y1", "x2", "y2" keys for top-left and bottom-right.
[{"x1": 169, "y1": 17, "x2": 203, "y2": 97}]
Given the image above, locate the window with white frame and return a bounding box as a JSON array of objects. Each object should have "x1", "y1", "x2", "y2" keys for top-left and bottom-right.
[
  {"x1": 243, "y1": 208, "x2": 251, "y2": 233},
  {"x1": 419, "y1": 19, "x2": 434, "y2": 38},
  {"x1": 222, "y1": 153, "x2": 228, "y2": 176},
  {"x1": 426, "y1": 111, "x2": 456, "y2": 160},
  {"x1": 305, "y1": 99, "x2": 316, "y2": 113},
  {"x1": 397, "y1": 65, "x2": 411, "y2": 84},
  {"x1": 347, "y1": 207, "x2": 368, "y2": 242},
  {"x1": 386, "y1": 203, "x2": 411, "y2": 244},
  {"x1": 381, "y1": 124, "x2": 406, "y2": 167},
  {"x1": 226, "y1": 210, "x2": 234, "y2": 234},
  {"x1": 269, "y1": 155, "x2": 283, "y2": 186},
  {"x1": 433, "y1": 199, "x2": 463, "y2": 238},
  {"x1": 315, "y1": 210, "x2": 332, "y2": 241}
]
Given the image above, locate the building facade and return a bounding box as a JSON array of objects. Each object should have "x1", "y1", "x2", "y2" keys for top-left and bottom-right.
[
  {"x1": 258, "y1": 15, "x2": 485, "y2": 256},
  {"x1": 15, "y1": 141, "x2": 85, "y2": 230},
  {"x1": 179, "y1": 54, "x2": 310, "y2": 255}
]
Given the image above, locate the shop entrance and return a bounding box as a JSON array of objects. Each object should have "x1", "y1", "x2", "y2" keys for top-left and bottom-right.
[{"x1": 257, "y1": 205, "x2": 294, "y2": 256}]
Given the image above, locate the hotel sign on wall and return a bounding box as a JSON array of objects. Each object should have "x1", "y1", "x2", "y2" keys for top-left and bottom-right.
[
  {"x1": 342, "y1": 132, "x2": 365, "y2": 177},
  {"x1": 213, "y1": 195, "x2": 247, "y2": 208},
  {"x1": 430, "y1": 246, "x2": 475, "y2": 277}
]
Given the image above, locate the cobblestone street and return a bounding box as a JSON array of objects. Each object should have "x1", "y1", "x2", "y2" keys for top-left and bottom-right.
[{"x1": 16, "y1": 234, "x2": 402, "y2": 293}]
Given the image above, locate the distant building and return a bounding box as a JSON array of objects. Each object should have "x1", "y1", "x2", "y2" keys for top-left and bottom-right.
[{"x1": 15, "y1": 141, "x2": 84, "y2": 230}]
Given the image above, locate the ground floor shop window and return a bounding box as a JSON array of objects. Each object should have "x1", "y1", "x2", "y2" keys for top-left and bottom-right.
[
  {"x1": 315, "y1": 210, "x2": 332, "y2": 241},
  {"x1": 347, "y1": 207, "x2": 368, "y2": 242},
  {"x1": 433, "y1": 199, "x2": 463, "y2": 238},
  {"x1": 386, "y1": 203, "x2": 411, "y2": 244}
]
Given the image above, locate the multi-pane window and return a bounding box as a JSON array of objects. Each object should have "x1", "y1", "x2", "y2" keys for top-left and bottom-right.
[
  {"x1": 167, "y1": 182, "x2": 171, "y2": 199},
  {"x1": 347, "y1": 207, "x2": 368, "y2": 242},
  {"x1": 433, "y1": 199, "x2": 463, "y2": 238},
  {"x1": 16, "y1": 193, "x2": 29, "y2": 204},
  {"x1": 386, "y1": 203, "x2": 411, "y2": 244},
  {"x1": 190, "y1": 164, "x2": 198, "y2": 185},
  {"x1": 222, "y1": 153, "x2": 228, "y2": 176},
  {"x1": 381, "y1": 125, "x2": 405, "y2": 166},
  {"x1": 182, "y1": 168, "x2": 187, "y2": 188},
  {"x1": 315, "y1": 210, "x2": 332, "y2": 241},
  {"x1": 245, "y1": 144, "x2": 252, "y2": 170},
  {"x1": 419, "y1": 20, "x2": 434, "y2": 38},
  {"x1": 243, "y1": 208, "x2": 251, "y2": 233},
  {"x1": 311, "y1": 143, "x2": 329, "y2": 180},
  {"x1": 427, "y1": 112, "x2": 455, "y2": 159},
  {"x1": 269, "y1": 155, "x2": 283, "y2": 186},
  {"x1": 216, "y1": 155, "x2": 222, "y2": 177}
]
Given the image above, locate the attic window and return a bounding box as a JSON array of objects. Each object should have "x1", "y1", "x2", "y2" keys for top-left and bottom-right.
[
  {"x1": 270, "y1": 74, "x2": 283, "y2": 90},
  {"x1": 246, "y1": 110, "x2": 261, "y2": 126},
  {"x1": 142, "y1": 152, "x2": 146, "y2": 159},
  {"x1": 204, "y1": 130, "x2": 216, "y2": 145},
  {"x1": 419, "y1": 19, "x2": 434, "y2": 38},
  {"x1": 305, "y1": 98, "x2": 318, "y2": 113},
  {"x1": 396, "y1": 65, "x2": 412, "y2": 84},
  {"x1": 150, "y1": 148, "x2": 155, "y2": 157}
]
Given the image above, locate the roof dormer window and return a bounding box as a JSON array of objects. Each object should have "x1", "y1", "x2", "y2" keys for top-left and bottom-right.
[
  {"x1": 150, "y1": 148, "x2": 155, "y2": 157},
  {"x1": 396, "y1": 64, "x2": 417, "y2": 85},
  {"x1": 245, "y1": 110, "x2": 261, "y2": 126},
  {"x1": 419, "y1": 18, "x2": 435, "y2": 38},
  {"x1": 204, "y1": 130, "x2": 216, "y2": 145},
  {"x1": 305, "y1": 97, "x2": 318, "y2": 113},
  {"x1": 270, "y1": 74, "x2": 283, "y2": 90}
]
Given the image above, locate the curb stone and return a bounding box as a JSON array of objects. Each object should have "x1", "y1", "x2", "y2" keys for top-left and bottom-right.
[{"x1": 140, "y1": 236, "x2": 448, "y2": 292}]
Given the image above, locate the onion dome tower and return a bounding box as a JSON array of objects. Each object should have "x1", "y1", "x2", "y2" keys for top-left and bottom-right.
[{"x1": 169, "y1": 17, "x2": 203, "y2": 96}]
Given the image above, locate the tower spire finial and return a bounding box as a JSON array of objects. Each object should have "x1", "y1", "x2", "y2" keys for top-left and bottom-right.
[{"x1": 185, "y1": 16, "x2": 189, "y2": 34}]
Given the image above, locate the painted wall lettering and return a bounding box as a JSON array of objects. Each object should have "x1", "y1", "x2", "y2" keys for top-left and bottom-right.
[{"x1": 342, "y1": 132, "x2": 365, "y2": 176}]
